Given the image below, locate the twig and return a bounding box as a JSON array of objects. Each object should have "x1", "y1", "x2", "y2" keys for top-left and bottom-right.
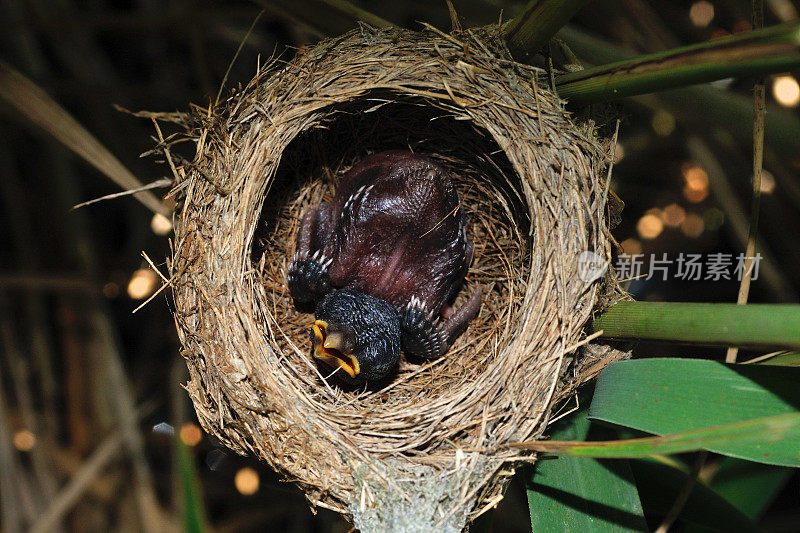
[
  {"x1": 563, "y1": 329, "x2": 604, "y2": 354},
  {"x1": 602, "y1": 119, "x2": 621, "y2": 218},
  {"x1": 727, "y1": 0, "x2": 766, "y2": 364},
  {"x1": 418, "y1": 186, "x2": 472, "y2": 239},
  {"x1": 131, "y1": 251, "x2": 173, "y2": 314},
  {"x1": 503, "y1": 0, "x2": 589, "y2": 59},
  {"x1": 592, "y1": 301, "x2": 800, "y2": 347},
  {"x1": 686, "y1": 136, "x2": 793, "y2": 301},
  {"x1": 555, "y1": 20, "x2": 800, "y2": 103},
  {"x1": 72, "y1": 178, "x2": 173, "y2": 210}
]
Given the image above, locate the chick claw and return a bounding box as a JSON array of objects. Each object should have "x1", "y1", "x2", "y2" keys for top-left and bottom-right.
[
  {"x1": 400, "y1": 289, "x2": 482, "y2": 360},
  {"x1": 400, "y1": 304, "x2": 446, "y2": 360},
  {"x1": 287, "y1": 255, "x2": 332, "y2": 304}
]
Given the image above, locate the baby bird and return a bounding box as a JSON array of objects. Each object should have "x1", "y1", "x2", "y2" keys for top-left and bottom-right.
[{"x1": 287, "y1": 151, "x2": 481, "y2": 382}]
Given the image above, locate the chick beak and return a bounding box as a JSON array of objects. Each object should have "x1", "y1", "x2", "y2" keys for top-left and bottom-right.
[{"x1": 312, "y1": 320, "x2": 360, "y2": 378}]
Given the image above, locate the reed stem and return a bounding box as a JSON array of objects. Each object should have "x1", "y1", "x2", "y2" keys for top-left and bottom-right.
[
  {"x1": 592, "y1": 302, "x2": 800, "y2": 348},
  {"x1": 557, "y1": 20, "x2": 800, "y2": 103}
]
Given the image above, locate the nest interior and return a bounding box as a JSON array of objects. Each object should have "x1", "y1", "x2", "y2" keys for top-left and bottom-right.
[{"x1": 168, "y1": 24, "x2": 627, "y2": 530}]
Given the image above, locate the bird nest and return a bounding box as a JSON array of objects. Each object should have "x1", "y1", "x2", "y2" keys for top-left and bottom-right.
[{"x1": 165, "y1": 23, "x2": 627, "y2": 532}]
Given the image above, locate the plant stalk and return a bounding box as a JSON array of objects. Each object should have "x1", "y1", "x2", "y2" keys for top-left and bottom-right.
[
  {"x1": 727, "y1": 1, "x2": 768, "y2": 364},
  {"x1": 510, "y1": 412, "x2": 800, "y2": 460},
  {"x1": 503, "y1": 0, "x2": 589, "y2": 59},
  {"x1": 557, "y1": 20, "x2": 800, "y2": 103},
  {"x1": 592, "y1": 302, "x2": 800, "y2": 348}
]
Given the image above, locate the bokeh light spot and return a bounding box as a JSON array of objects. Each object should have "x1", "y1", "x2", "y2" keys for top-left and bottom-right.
[
  {"x1": 103, "y1": 282, "x2": 120, "y2": 299},
  {"x1": 180, "y1": 423, "x2": 203, "y2": 447},
  {"x1": 637, "y1": 214, "x2": 664, "y2": 240},
  {"x1": 620, "y1": 238, "x2": 642, "y2": 256},
  {"x1": 651, "y1": 110, "x2": 676, "y2": 136},
  {"x1": 13, "y1": 430, "x2": 36, "y2": 451},
  {"x1": 682, "y1": 163, "x2": 710, "y2": 203},
  {"x1": 772, "y1": 76, "x2": 800, "y2": 108},
  {"x1": 690, "y1": 1, "x2": 715, "y2": 27},
  {"x1": 150, "y1": 213, "x2": 173, "y2": 236},
  {"x1": 681, "y1": 213, "x2": 705, "y2": 237},
  {"x1": 235, "y1": 467, "x2": 260, "y2": 495},
  {"x1": 759, "y1": 170, "x2": 776, "y2": 194},
  {"x1": 613, "y1": 143, "x2": 625, "y2": 163},
  {"x1": 127, "y1": 269, "x2": 158, "y2": 300},
  {"x1": 661, "y1": 203, "x2": 686, "y2": 227}
]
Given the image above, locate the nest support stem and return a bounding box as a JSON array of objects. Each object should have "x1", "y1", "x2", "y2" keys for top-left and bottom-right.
[{"x1": 350, "y1": 457, "x2": 499, "y2": 533}]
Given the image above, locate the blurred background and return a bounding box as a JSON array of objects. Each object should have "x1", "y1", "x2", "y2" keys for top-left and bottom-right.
[{"x1": 0, "y1": 0, "x2": 798, "y2": 531}]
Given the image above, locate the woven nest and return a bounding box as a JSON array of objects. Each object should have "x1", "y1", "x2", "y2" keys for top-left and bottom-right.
[{"x1": 167, "y1": 23, "x2": 627, "y2": 532}]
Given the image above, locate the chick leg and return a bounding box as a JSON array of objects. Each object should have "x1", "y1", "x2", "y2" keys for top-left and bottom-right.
[
  {"x1": 440, "y1": 288, "x2": 482, "y2": 344},
  {"x1": 287, "y1": 205, "x2": 333, "y2": 305},
  {"x1": 400, "y1": 288, "x2": 481, "y2": 359}
]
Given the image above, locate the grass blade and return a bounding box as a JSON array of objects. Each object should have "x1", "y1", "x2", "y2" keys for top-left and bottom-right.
[
  {"x1": 503, "y1": 0, "x2": 589, "y2": 59},
  {"x1": 511, "y1": 412, "x2": 800, "y2": 465},
  {"x1": 754, "y1": 351, "x2": 800, "y2": 366},
  {"x1": 588, "y1": 359, "x2": 800, "y2": 466},
  {"x1": 557, "y1": 20, "x2": 800, "y2": 103},
  {"x1": 176, "y1": 437, "x2": 210, "y2": 533},
  {"x1": 527, "y1": 407, "x2": 647, "y2": 532},
  {"x1": 591, "y1": 302, "x2": 800, "y2": 349}
]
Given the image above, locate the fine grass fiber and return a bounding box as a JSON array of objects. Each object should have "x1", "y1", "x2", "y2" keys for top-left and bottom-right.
[{"x1": 163, "y1": 23, "x2": 627, "y2": 531}]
